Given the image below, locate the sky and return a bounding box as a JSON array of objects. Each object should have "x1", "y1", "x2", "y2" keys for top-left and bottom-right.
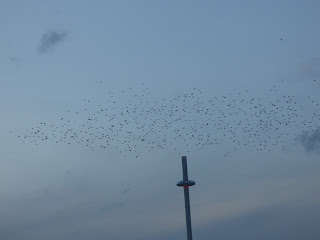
[{"x1": 1, "y1": 0, "x2": 320, "y2": 239}]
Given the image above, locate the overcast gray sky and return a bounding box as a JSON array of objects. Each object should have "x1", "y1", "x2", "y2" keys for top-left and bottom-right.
[{"x1": 1, "y1": 1, "x2": 320, "y2": 239}]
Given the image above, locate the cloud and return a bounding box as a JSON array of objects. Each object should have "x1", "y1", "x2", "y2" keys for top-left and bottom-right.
[
  {"x1": 298, "y1": 127, "x2": 320, "y2": 153},
  {"x1": 120, "y1": 187, "x2": 131, "y2": 195},
  {"x1": 38, "y1": 31, "x2": 67, "y2": 53},
  {"x1": 99, "y1": 201, "x2": 126, "y2": 213},
  {"x1": 193, "y1": 203, "x2": 320, "y2": 240}
]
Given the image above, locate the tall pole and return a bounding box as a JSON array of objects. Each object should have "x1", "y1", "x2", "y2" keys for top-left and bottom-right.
[{"x1": 177, "y1": 156, "x2": 195, "y2": 240}]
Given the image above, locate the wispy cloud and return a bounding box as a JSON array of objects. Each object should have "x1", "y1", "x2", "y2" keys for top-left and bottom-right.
[
  {"x1": 37, "y1": 30, "x2": 67, "y2": 54},
  {"x1": 298, "y1": 127, "x2": 320, "y2": 153}
]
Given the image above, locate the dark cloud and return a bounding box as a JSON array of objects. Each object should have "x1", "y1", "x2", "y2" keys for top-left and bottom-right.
[
  {"x1": 38, "y1": 31, "x2": 67, "y2": 53},
  {"x1": 121, "y1": 187, "x2": 131, "y2": 195},
  {"x1": 143, "y1": 203, "x2": 320, "y2": 240},
  {"x1": 99, "y1": 201, "x2": 126, "y2": 213},
  {"x1": 195, "y1": 204, "x2": 320, "y2": 240},
  {"x1": 298, "y1": 127, "x2": 320, "y2": 153},
  {"x1": 8, "y1": 56, "x2": 18, "y2": 62}
]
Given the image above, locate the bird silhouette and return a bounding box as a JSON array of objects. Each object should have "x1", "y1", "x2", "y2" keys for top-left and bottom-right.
[{"x1": 12, "y1": 82, "x2": 320, "y2": 158}]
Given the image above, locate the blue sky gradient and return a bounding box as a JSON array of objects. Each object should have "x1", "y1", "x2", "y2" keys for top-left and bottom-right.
[{"x1": 1, "y1": 1, "x2": 320, "y2": 239}]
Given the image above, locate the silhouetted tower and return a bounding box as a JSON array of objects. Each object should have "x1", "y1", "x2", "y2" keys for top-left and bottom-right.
[{"x1": 177, "y1": 156, "x2": 195, "y2": 240}]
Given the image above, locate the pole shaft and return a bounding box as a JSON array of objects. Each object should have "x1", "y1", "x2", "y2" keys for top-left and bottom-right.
[
  {"x1": 182, "y1": 156, "x2": 188, "y2": 181},
  {"x1": 181, "y1": 156, "x2": 193, "y2": 240},
  {"x1": 184, "y1": 187, "x2": 193, "y2": 240}
]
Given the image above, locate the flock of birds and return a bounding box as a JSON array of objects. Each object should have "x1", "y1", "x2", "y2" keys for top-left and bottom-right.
[{"x1": 13, "y1": 81, "x2": 320, "y2": 158}]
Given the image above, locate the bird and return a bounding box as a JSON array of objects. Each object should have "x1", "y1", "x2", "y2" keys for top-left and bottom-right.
[{"x1": 12, "y1": 81, "x2": 320, "y2": 158}]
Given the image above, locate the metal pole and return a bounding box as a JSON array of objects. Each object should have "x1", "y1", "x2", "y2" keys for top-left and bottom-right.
[
  {"x1": 184, "y1": 185, "x2": 192, "y2": 240},
  {"x1": 177, "y1": 156, "x2": 195, "y2": 240},
  {"x1": 182, "y1": 156, "x2": 188, "y2": 181}
]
